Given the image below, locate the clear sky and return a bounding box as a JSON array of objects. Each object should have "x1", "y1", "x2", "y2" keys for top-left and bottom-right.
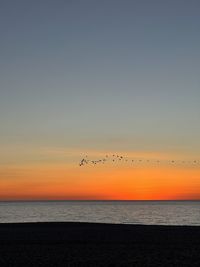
[{"x1": 0, "y1": 0, "x2": 200, "y2": 200}]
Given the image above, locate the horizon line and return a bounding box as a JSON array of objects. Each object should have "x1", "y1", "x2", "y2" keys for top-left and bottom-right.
[{"x1": 0, "y1": 199, "x2": 200, "y2": 202}]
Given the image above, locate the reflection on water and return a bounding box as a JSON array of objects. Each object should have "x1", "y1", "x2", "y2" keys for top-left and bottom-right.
[{"x1": 0, "y1": 201, "x2": 200, "y2": 225}]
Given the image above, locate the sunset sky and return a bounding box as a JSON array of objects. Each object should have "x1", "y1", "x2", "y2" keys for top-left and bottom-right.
[{"x1": 0, "y1": 0, "x2": 200, "y2": 200}]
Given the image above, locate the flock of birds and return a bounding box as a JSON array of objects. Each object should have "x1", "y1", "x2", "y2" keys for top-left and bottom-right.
[{"x1": 79, "y1": 154, "x2": 200, "y2": 167}]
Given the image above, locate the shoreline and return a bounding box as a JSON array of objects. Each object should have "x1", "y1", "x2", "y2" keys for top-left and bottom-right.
[{"x1": 1, "y1": 222, "x2": 200, "y2": 266}]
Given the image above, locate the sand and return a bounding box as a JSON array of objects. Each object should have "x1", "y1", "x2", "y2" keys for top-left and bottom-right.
[{"x1": 0, "y1": 222, "x2": 200, "y2": 266}]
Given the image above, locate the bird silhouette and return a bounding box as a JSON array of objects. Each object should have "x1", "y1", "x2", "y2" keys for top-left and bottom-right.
[{"x1": 79, "y1": 153, "x2": 199, "y2": 168}]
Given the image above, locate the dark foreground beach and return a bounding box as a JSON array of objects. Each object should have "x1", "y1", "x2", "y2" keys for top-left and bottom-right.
[{"x1": 0, "y1": 222, "x2": 200, "y2": 267}]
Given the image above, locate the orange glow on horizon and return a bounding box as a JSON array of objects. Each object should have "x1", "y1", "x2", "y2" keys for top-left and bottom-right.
[{"x1": 0, "y1": 162, "x2": 200, "y2": 201}]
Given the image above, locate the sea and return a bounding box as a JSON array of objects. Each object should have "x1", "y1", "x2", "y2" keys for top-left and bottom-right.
[{"x1": 0, "y1": 201, "x2": 200, "y2": 225}]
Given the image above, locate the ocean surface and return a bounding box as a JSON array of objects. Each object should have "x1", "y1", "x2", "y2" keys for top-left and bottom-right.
[{"x1": 0, "y1": 201, "x2": 200, "y2": 225}]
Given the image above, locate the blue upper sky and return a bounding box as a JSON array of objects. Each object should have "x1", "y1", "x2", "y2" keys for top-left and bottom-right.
[{"x1": 1, "y1": 0, "x2": 200, "y2": 157}]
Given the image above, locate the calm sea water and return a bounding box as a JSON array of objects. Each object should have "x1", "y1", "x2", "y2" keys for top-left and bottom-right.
[{"x1": 0, "y1": 201, "x2": 200, "y2": 225}]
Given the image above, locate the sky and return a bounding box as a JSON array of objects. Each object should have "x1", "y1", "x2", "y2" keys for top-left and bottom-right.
[{"x1": 0, "y1": 0, "x2": 200, "y2": 200}]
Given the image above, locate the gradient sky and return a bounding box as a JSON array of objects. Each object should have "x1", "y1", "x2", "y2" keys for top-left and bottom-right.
[{"x1": 0, "y1": 0, "x2": 200, "y2": 200}]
